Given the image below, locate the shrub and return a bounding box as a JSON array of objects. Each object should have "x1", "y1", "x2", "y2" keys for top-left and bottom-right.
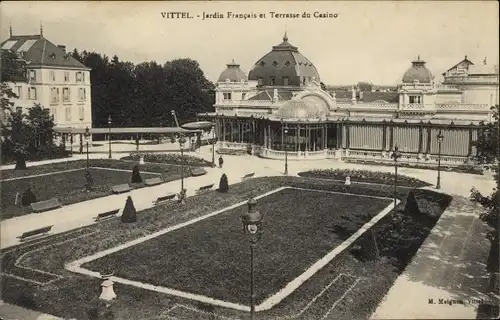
[
  {"x1": 121, "y1": 196, "x2": 137, "y2": 223},
  {"x1": 21, "y1": 187, "x2": 36, "y2": 206},
  {"x1": 404, "y1": 189, "x2": 420, "y2": 216},
  {"x1": 121, "y1": 152, "x2": 212, "y2": 167},
  {"x1": 219, "y1": 174, "x2": 229, "y2": 193},
  {"x1": 131, "y1": 165, "x2": 142, "y2": 183}
]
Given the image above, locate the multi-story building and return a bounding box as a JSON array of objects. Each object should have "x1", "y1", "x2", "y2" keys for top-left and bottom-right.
[
  {"x1": 0, "y1": 28, "x2": 91, "y2": 132},
  {"x1": 199, "y1": 34, "x2": 498, "y2": 165}
]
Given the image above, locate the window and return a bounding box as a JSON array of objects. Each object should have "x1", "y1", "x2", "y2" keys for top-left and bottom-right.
[
  {"x1": 269, "y1": 77, "x2": 276, "y2": 85},
  {"x1": 29, "y1": 70, "x2": 36, "y2": 82},
  {"x1": 50, "y1": 70, "x2": 55, "y2": 82},
  {"x1": 258, "y1": 78, "x2": 263, "y2": 85},
  {"x1": 50, "y1": 87, "x2": 58, "y2": 103},
  {"x1": 28, "y1": 87, "x2": 37, "y2": 100},
  {"x1": 79, "y1": 106, "x2": 85, "y2": 120},
  {"x1": 79, "y1": 88, "x2": 86, "y2": 101},
  {"x1": 15, "y1": 86, "x2": 22, "y2": 99},
  {"x1": 76, "y1": 72, "x2": 83, "y2": 83},
  {"x1": 409, "y1": 95, "x2": 422, "y2": 104},
  {"x1": 63, "y1": 87, "x2": 70, "y2": 102},
  {"x1": 65, "y1": 107, "x2": 71, "y2": 121},
  {"x1": 51, "y1": 108, "x2": 57, "y2": 120},
  {"x1": 64, "y1": 71, "x2": 70, "y2": 82},
  {"x1": 223, "y1": 93, "x2": 232, "y2": 100},
  {"x1": 283, "y1": 77, "x2": 289, "y2": 86},
  {"x1": 242, "y1": 93, "x2": 246, "y2": 100}
]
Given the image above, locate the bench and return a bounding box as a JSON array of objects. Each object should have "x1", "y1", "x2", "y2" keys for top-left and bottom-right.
[
  {"x1": 191, "y1": 168, "x2": 207, "y2": 177},
  {"x1": 30, "y1": 198, "x2": 62, "y2": 213},
  {"x1": 18, "y1": 225, "x2": 53, "y2": 242},
  {"x1": 196, "y1": 183, "x2": 214, "y2": 194},
  {"x1": 94, "y1": 208, "x2": 120, "y2": 221},
  {"x1": 112, "y1": 184, "x2": 132, "y2": 194},
  {"x1": 241, "y1": 172, "x2": 255, "y2": 181},
  {"x1": 153, "y1": 193, "x2": 177, "y2": 205},
  {"x1": 144, "y1": 177, "x2": 163, "y2": 186}
]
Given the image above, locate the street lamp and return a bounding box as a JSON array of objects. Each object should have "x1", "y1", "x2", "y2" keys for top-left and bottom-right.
[
  {"x1": 436, "y1": 130, "x2": 444, "y2": 189},
  {"x1": 391, "y1": 145, "x2": 402, "y2": 208},
  {"x1": 284, "y1": 125, "x2": 289, "y2": 175},
  {"x1": 211, "y1": 124, "x2": 217, "y2": 167},
  {"x1": 179, "y1": 134, "x2": 187, "y2": 204},
  {"x1": 108, "y1": 115, "x2": 112, "y2": 159},
  {"x1": 85, "y1": 127, "x2": 90, "y2": 169},
  {"x1": 241, "y1": 198, "x2": 263, "y2": 320}
]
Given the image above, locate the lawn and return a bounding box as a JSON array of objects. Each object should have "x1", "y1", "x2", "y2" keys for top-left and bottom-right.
[
  {"x1": 0, "y1": 159, "x2": 191, "y2": 219},
  {"x1": 0, "y1": 177, "x2": 452, "y2": 320},
  {"x1": 82, "y1": 188, "x2": 392, "y2": 306}
]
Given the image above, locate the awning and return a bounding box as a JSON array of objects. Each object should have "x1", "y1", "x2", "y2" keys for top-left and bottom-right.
[
  {"x1": 181, "y1": 121, "x2": 214, "y2": 130},
  {"x1": 53, "y1": 127, "x2": 203, "y2": 134}
]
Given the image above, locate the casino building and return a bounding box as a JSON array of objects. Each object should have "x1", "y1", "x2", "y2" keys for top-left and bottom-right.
[{"x1": 199, "y1": 33, "x2": 498, "y2": 165}]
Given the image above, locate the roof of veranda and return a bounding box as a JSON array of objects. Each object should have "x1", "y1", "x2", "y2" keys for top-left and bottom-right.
[{"x1": 53, "y1": 127, "x2": 202, "y2": 134}]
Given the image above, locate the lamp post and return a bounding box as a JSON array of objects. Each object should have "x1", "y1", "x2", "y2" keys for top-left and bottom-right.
[
  {"x1": 108, "y1": 115, "x2": 112, "y2": 159},
  {"x1": 241, "y1": 198, "x2": 263, "y2": 320},
  {"x1": 179, "y1": 134, "x2": 187, "y2": 204},
  {"x1": 436, "y1": 130, "x2": 444, "y2": 189},
  {"x1": 85, "y1": 127, "x2": 90, "y2": 169},
  {"x1": 284, "y1": 125, "x2": 289, "y2": 175},
  {"x1": 211, "y1": 124, "x2": 217, "y2": 167},
  {"x1": 391, "y1": 145, "x2": 402, "y2": 208}
]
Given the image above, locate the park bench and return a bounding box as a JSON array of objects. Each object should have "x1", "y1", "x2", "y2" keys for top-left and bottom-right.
[
  {"x1": 112, "y1": 184, "x2": 132, "y2": 194},
  {"x1": 241, "y1": 172, "x2": 255, "y2": 181},
  {"x1": 94, "y1": 208, "x2": 120, "y2": 222},
  {"x1": 153, "y1": 193, "x2": 177, "y2": 205},
  {"x1": 191, "y1": 168, "x2": 207, "y2": 177},
  {"x1": 18, "y1": 225, "x2": 53, "y2": 242},
  {"x1": 196, "y1": 183, "x2": 214, "y2": 194},
  {"x1": 30, "y1": 198, "x2": 62, "y2": 213},
  {"x1": 144, "y1": 177, "x2": 163, "y2": 186}
]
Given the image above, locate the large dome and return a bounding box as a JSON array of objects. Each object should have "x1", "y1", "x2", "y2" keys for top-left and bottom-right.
[
  {"x1": 276, "y1": 99, "x2": 329, "y2": 120},
  {"x1": 218, "y1": 60, "x2": 247, "y2": 83},
  {"x1": 248, "y1": 33, "x2": 320, "y2": 87},
  {"x1": 402, "y1": 56, "x2": 433, "y2": 83}
]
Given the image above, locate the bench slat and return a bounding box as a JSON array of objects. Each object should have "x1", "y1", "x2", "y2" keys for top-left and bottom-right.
[
  {"x1": 94, "y1": 209, "x2": 120, "y2": 221},
  {"x1": 112, "y1": 184, "x2": 132, "y2": 194},
  {"x1": 30, "y1": 198, "x2": 61, "y2": 213},
  {"x1": 196, "y1": 184, "x2": 214, "y2": 193},
  {"x1": 145, "y1": 177, "x2": 163, "y2": 186},
  {"x1": 242, "y1": 172, "x2": 255, "y2": 180},
  {"x1": 19, "y1": 225, "x2": 53, "y2": 241},
  {"x1": 154, "y1": 193, "x2": 176, "y2": 205}
]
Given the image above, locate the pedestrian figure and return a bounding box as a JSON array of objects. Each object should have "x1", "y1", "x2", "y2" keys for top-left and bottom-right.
[
  {"x1": 345, "y1": 176, "x2": 351, "y2": 186},
  {"x1": 218, "y1": 155, "x2": 224, "y2": 168}
]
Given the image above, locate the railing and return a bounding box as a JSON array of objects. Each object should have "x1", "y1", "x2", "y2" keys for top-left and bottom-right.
[
  {"x1": 216, "y1": 100, "x2": 285, "y2": 106},
  {"x1": 436, "y1": 103, "x2": 490, "y2": 111},
  {"x1": 443, "y1": 76, "x2": 499, "y2": 84},
  {"x1": 343, "y1": 150, "x2": 468, "y2": 165},
  {"x1": 401, "y1": 103, "x2": 424, "y2": 109}
]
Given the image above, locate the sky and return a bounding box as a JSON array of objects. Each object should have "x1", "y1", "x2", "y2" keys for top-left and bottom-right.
[{"x1": 1, "y1": 1, "x2": 498, "y2": 85}]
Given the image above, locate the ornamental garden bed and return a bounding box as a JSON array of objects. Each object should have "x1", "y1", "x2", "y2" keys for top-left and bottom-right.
[
  {"x1": 0, "y1": 159, "x2": 190, "y2": 219},
  {"x1": 120, "y1": 152, "x2": 213, "y2": 167},
  {"x1": 0, "y1": 176, "x2": 452, "y2": 320},
  {"x1": 298, "y1": 168, "x2": 432, "y2": 187},
  {"x1": 344, "y1": 159, "x2": 484, "y2": 175}
]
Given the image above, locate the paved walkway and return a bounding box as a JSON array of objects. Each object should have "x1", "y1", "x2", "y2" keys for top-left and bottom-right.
[
  {"x1": 0, "y1": 300, "x2": 65, "y2": 320},
  {"x1": 1, "y1": 144, "x2": 497, "y2": 319}
]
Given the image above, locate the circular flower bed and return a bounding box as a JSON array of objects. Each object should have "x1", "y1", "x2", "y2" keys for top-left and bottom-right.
[
  {"x1": 121, "y1": 152, "x2": 213, "y2": 167},
  {"x1": 298, "y1": 169, "x2": 432, "y2": 188}
]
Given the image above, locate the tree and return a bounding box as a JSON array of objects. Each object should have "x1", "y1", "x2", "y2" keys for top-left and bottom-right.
[
  {"x1": 121, "y1": 196, "x2": 137, "y2": 223},
  {"x1": 0, "y1": 50, "x2": 22, "y2": 112},
  {"x1": 3, "y1": 109, "x2": 30, "y2": 169},
  {"x1": 131, "y1": 165, "x2": 142, "y2": 183},
  {"x1": 357, "y1": 81, "x2": 373, "y2": 92},
  {"x1": 25, "y1": 104, "x2": 54, "y2": 149},
  {"x1": 470, "y1": 104, "x2": 499, "y2": 290},
  {"x1": 219, "y1": 173, "x2": 229, "y2": 193}
]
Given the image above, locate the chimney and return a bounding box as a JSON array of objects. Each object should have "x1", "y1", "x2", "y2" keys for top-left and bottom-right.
[{"x1": 58, "y1": 45, "x2": 66, "y2": 54}]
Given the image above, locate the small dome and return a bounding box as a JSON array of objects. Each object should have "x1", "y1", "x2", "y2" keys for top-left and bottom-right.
[
  {"x1": 277, "y1": 99, "x2": 329, "y2": 120},
  {"x1": 218, "y1": 60, "x2": 247, "y2": 83},
  {"x1": 402, "y1": 56, "x2": 433, "y2": 83}
]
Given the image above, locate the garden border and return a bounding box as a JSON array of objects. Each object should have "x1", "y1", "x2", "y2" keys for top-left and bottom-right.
[{"x1": 65, "y1": 187, "x2": 399, "y2": 312}]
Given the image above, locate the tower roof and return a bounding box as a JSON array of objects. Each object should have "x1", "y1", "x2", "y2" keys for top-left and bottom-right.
[
  {"x1": 217, "y1": 60, "x2": 247, "y2": 82},
  {"x1": 402, "y1": 55, "x2": 433, "y2": 83}
]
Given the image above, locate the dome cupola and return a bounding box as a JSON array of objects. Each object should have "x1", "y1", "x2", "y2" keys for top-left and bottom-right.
[
  {"x1": 402, "y1": 55, "x2": 433, "y2": 83},
  {"x1": 218, "y1": 60, "x2": 247, "y2": 83},
  {"x1": 248, "y1": 33, "x2": 320, "y2": 87}
]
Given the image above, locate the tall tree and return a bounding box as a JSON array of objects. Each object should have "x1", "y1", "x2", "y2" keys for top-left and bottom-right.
[{"x1": 1, "y1": 50, "x2": 22, "y2": 112}]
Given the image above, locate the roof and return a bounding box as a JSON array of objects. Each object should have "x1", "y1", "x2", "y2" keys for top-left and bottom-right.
[
  {"x1": 277, "y1": 98, "x2": 329, "y2": 120},
  {"x1": 361, "y1": 92, "x2": 399, "y2": 103},
  {"x1": 444, "y1": 55, "x2": 474, "y2": 73},
  {"x1": 247, "y1": 89, "x2": 294, "y2": 101},
  {"x1": 217, "y1": 60, "x2": 247, "y2": 82},
  {"x1": 248, "y1": 33, "x2": 320, "y2": 86},
  {"x1": 468, "y1": 63, "x2": 499, "y2": 75},
  {"x1": 1, "y1": 34, "x2": 89, "y2": 70},
  {"x1": 53, "y1": 127, "x2": 202, "y2": 134},
  {"x1": 402, "y1": 56, "x2": 433, "y2": 83},
  {"x1": 181, "y1": 121, "x2": 214, "y2": 129}
]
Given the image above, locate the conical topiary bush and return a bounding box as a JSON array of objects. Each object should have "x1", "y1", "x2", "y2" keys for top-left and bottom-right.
[
  {"x1": 131, "y1": 165, "x2": 142, "y2": 184},
  {"x1": 21, "y1": 187, "x2": 37, "y2": 206},
  {"x1": 219, "y1": 173, "x2": 229, "y2": 193},
  {"x1": 121, "y1": 196, "x2": 137, "y2": 223},
  {"x1": 404, "y1": 189, "x2": 420, "y2": 216}
]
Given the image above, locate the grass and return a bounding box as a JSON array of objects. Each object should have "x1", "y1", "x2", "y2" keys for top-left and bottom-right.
[
  {"x1": 82, "y1": 188, "x2": 391, "y2": 305},
  {"x1": 121, "y1": 152, "x2": 214, "y2": 167},
  {"x1": 0, "y1": 159, "x2": 190, "y2": 219},
  {"x1": 0, "y1": 177, "x2": 451, "y2": 320}
]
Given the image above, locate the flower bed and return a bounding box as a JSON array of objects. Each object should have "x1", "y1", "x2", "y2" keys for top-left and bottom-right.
[
  {"x1": 0, "y1": 176, "x2": 452, "y2": 320},
  {"x1": 298, "y1": 169, "x2": 432, "y2": 187},
  {"x1": 344, "y1": 159, "x2": 484, "y2": 175},
  {"x1": 120, "y1": 152, "x2": 213, "y2": 167}
]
